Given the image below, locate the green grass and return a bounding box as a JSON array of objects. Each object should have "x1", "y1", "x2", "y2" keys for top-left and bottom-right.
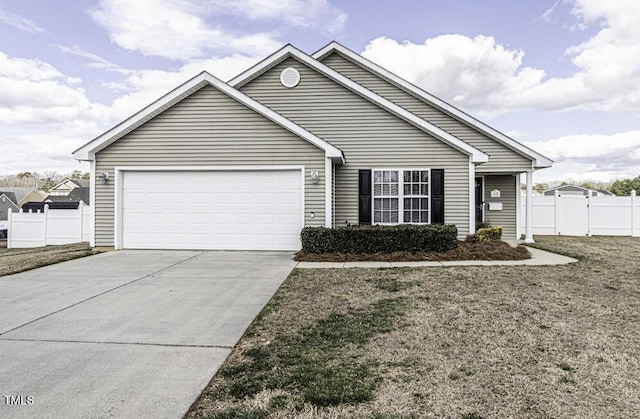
[{"x1": 217, "y1": 297, "x2": 408, "y2": 408}]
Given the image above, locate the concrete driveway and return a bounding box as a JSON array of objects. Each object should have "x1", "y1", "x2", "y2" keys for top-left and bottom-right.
[{"x1": 0, "y1": 250, "x2": 296, "y2": 419}]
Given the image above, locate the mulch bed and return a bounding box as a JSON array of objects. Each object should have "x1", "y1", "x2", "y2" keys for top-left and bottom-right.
[{"x1": 294, "y1": 239, "x2": 531, "y2": 262}]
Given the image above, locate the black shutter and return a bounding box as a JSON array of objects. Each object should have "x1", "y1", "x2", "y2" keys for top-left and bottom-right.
[
  {"x1": 359, "y1": 170, "x2": 372, "y2": 225},
  {"x1": 431, "y1": 169, "x2": 445, "y2": 224}
]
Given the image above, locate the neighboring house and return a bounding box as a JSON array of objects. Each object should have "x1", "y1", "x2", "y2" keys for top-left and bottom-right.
[
  {"x1": 543, "y1": 185, "x2": 615, "y2": 197},
  {"x1": 48, "y1": 178, "x2": 90, "y2": 196},
  {"x1": 0, "y1": 192, "x2": 20, "y2": 221},
  {"x1": 73, "y1": 42, "x2": 551, "y2": 251},
  {"x1": 46, "y1": 186, "x2": 90, "y2": 205},
  {"x1": 22, "y1": 201, "x2": 83, "y2": 212},
  {"x1": 0, "y1": 187, "x2": 47, "y2": 207}
]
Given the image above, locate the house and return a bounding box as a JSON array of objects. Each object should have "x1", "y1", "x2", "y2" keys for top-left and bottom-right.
[
  {"x1": 543, "y1": 184, "x2": 614, "y2": 197},
  {"x1": 0, "y1": 192, "x2": 19, "y2": 221},
  {"x1": 73, "y1": 42, "x2": 551, "y2": 251},
  {"x1": 46, "y1": 186, "x2": 90, "y2": 205},
  {"x1": 22, "y1": 201, "x2": 84, "y2": 212},
  {"x1": 0, "y1": 187, "x2": 47, "y2": 208},
  {"x1": 47, "y1": 178, "x2": 89, "y2": 197}
]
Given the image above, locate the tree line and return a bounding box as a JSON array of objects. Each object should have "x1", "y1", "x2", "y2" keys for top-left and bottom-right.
[
  {"x1": 521, "y1": 176, "x2": 640, "y2": 196},
  {"x1": 0, "y1": 171, "x2": 89, "y2": 191}
]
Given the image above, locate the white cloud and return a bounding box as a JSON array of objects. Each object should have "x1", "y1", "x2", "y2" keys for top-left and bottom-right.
[
  {"x1": 0, "y1": 7, "x2": 46, "y2": 33},
  {"x1": 526, "y1": 131, "x2": 640, "y2": 182},
  {"x1": 56, "y1": 45, "x2": 121, "y2": 70},
  {"x1": 90, "y1": 0, "x2": 281, "y2": 60},
  {"x1": 361, "y1": 0, "x2": 640, "y2": 116},
  {"x1": 90, "y1": 0, "x2": 346, "y2": 60}
]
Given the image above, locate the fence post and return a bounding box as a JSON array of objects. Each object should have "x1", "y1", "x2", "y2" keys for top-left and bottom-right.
[
  {"x1": 7, "y1": 207, "x2": 12, "y2": 249},
  {"x1": 554, "y1": 190, "x2": 560, "y2": 235},
  {"x1": 43, "y1": 204, "x2": 49, "y2": 246},
  {"x1": 586, "y1": 190, "x2": 592, "y2": 236},
  {"x1": 632, "y1": 190, "x2": 638, "y2": 237}
]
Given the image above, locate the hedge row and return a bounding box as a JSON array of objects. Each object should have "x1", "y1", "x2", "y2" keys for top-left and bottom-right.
[{"x1": 301, "y1": 224, "x2": 458, "y2": 254}]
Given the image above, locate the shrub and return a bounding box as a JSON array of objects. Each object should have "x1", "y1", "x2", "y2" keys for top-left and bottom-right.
[
  {"x1": 467, "y1": 226, "x2": 502, "y2": 242},
  {"x1": 300, "y1": 224, "x2": 458, "y2": 254}
]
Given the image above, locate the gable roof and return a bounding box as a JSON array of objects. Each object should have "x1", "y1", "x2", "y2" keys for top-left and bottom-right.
[
  {"x1": 230, "y1": 44, "x2": 489, "y2": 164},
  {"x1": 73, "y1": 71, "x2": 345, "y2": 162},
  {"x1": 312, "y1": 42, "x2": 552, "y2": 169},
  {"x1": 0, "y1": 187, "x2": 34, "y2": 203},
  {"x1": 0, "y1": 192, "x2": 19, "y2": 206},
  {"x1": 46, "y1": 187, "x2": 90, "y2": 205}
]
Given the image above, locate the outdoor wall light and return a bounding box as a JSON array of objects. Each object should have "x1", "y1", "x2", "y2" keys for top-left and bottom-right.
[
  {"x1": 310, "y1": 212, "x2": 315, "y2": 218},
  {"x1": 99, "y1": 172, "x2": 110, "y2": 184},
  {"x1": 310, "y1": 171, "x2": 319, "y2": 184}
]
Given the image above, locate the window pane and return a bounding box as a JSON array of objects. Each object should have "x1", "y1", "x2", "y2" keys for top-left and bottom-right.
[
  {"x1": 421, "y1": 171, "x2": 429, "y2": 182},
  {"x1": 390, "y1": 184, "x2": 398, "y2": 195},
  {"x1": 374, "y1": 184, "x2": 382, "y2": 196},
  {"x1": 404, "y1": 171, "x2": 410, "y2": 182},
  {"x1": 382, "y1": 184, "x2": 389, "y2": 195},
  {"x1": 404, "y1": 184, "x2": 411, "y2": 195},
  {"x1": 413, "y1": 198, "x2": 419, "y2": 208},
  {"x1": 421, "y1": 184, "x2": 429, "y2": 195},
  {"x1": 374, "y1": 212, "x2": 381, "y2": 223},
  {"x1": 383, "y1": 199, "x2": 390, "y2": 211},
  {"x1": 412, "y1": 212, "x2": 419, "y2": 223},
  {"x1": 412, "y1": 171, "x2": 419, "y2": 182},
  {"x1": 391, "y1": 199, "x2": 398, "y2": 210},
  {"x1": 391, "y1": 211, "x2": 398, "y2": 223},
  {"x1": 404, "y1": 198, "x2": 411, "y2": 210},
  {"x1": 383, "y1": 212, "x2": 390, "y2": 222},
  {"x1": 412, "y1": 184, "x2": 419, "y2": 195},
  {"x1": 383, "y1": 171, "x2": 389, "y2": 182},
  {"x1": 374, "y1": 199, "x2": 381, "y2": 211},
  {"x1": 421, "y1": 198, "x2": 429, "y2": 209},
  {"x1": 421, "y1": 211, "x2": 428, "y2": 222},
  {"x1": 391, "y1": 171, "x2": 398, "y2": 182},
  {"x1": 404, "y1": 211, "x2": 410, "y2": 222}
]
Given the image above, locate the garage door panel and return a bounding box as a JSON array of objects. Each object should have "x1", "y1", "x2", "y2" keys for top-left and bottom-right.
[{"x1": 122, "y1": 170, "x2": 302, "y2": 250}]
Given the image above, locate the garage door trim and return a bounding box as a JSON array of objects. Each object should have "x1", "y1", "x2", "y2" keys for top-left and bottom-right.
[{"x1": 113, "y1": 165, "x2": 305, "y2": 250}]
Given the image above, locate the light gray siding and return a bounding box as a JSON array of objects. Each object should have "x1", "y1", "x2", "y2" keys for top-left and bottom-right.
[
  {"x1": 320, "y1": 52, "x2": 533, "y2": 173},
  {"x1": 484, "y1": 175, "x2": 517, "y2": 239},
  {"x1": 240, "y1": 57, "x2": 472, "y2": 236},
  {"x1": 95, "y1": 85, "x2": 325, "y2": 247}
]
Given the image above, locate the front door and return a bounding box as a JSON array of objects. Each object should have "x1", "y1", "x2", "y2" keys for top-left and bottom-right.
[{"x1": 475, "y1": 177, "x2": 484, "y2": 230}]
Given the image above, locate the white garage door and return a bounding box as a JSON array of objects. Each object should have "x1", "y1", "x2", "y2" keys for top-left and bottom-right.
[{"x1": 121, "y1": 170, "x2": 302, "y2": 250}]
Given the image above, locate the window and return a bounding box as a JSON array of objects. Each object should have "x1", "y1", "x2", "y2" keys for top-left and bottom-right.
[
  {"x1": 403, "y1": 170, "x2": 429, "y2": 223},
  {"x1": 373, "y1": 170, "x2": 399, "y2": 223},
  {"x1": 373, "y1": 169, "x2": 430, "y2": 224}
]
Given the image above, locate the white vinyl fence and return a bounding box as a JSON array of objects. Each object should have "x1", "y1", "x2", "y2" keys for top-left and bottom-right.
[
  {"x1": 6, "y1": 203, "x2": 91, "y2": 248},
  {"x1": 521, "y1": 191, "x2": 640, "y2": 237}
]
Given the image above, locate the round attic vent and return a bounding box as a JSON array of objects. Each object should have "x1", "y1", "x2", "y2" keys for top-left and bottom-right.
[{"x1": 280, "y1": 67, "x2": 300, "y2": 88}]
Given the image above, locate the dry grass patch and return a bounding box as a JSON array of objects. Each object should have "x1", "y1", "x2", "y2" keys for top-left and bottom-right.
[
  {"x1": 0, "y1": 242, "x2": 101, "y2": 276},
  {"x1": 295, "y1": 240, "x2": 530, "y2": 262},
  {"x1": 188, "y1": 236, "x2": 640, "y2": 418}
]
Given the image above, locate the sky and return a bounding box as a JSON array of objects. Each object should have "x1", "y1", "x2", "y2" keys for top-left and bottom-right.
[{"x1": 1, "y1": 0, "x2": 639, "y2": 184}]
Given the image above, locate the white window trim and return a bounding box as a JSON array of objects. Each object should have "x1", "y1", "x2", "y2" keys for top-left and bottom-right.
[{"x1": 371, "y1": 168, "x2": 431, "y2": 225}]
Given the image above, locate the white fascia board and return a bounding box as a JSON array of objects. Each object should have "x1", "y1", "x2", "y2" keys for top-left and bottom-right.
[
  {"x1": 231, "y1": 45, "x2": 488, "y2": 164},
  {"x1": 73, "y1": 70, "x2": 345, "y2": 164},
  {"x1": 313, "y1": 42, "x2": 552, "y2": 168}
]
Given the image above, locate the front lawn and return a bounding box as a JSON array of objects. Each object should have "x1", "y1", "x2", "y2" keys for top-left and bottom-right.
[
  {"x1": 187, "y1": 236, "x2": 640, "y2": 418},
  {"x1": 0, "y1": 242, "x2": 101, "y2": 277}
]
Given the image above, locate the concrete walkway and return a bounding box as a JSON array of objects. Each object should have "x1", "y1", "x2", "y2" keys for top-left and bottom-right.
[
  {"x1": 0, "y1": 250, "x2": 296, "y2": 419},
  {"x1": 295, "y1": 246, "x2": 578, "y2": 268}
]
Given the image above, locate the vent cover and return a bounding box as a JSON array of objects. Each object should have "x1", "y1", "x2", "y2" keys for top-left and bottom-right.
[{"x1": 280, "y1": 67, "x2": 300, "y2": 88}]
